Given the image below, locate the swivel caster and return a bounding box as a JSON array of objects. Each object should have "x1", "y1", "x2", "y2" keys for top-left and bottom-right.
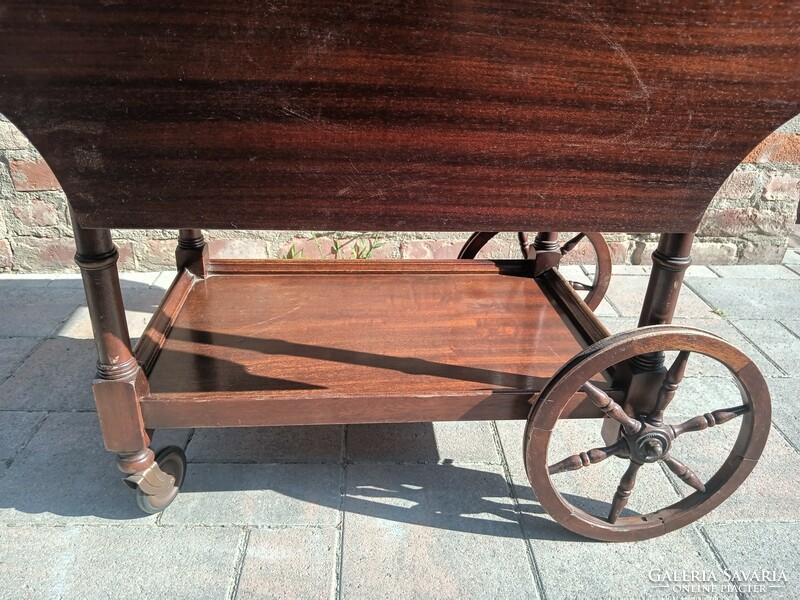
[{"x1": 124, "y1": 446, "x2": 187, "y2": 514}]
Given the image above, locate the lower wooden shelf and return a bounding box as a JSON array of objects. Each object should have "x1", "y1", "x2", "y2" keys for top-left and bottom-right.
[{"x1": 135, "y1": 260, "x2": 606, "y2": 428}]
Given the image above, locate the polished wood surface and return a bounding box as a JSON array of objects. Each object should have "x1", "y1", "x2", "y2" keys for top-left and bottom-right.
[
  {"x1": 2, "y1": 2, "x2": 798, "y2": 232},
  {"x1": 137, "y1": 260, "x2": 605, "y2": 427}
]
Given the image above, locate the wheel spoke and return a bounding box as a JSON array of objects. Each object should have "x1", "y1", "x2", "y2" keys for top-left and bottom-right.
[
  {"x1": 560, "y1": 232, "x2": 586, "y2": 255},
  {"x1": 662, "y1": 454, "x2": 706, "y2": 493},
  {"x1": 582, "y1": 382, "x2": 642, "y2": 436},
  {"x1": 517, "y1": 232, "x2": 530, "y2": 258},
  {"x1": 569, "y1": 281, "x2": 593, "y2": 292},
  {"x1": 608, "y1": 461, "x2": 640, "y2": 523},
  {"x1": 548, "y1": 439, "x2": 628, "y2": 475},
  {"x1": 671, "y1": 405, "x2": 749, "y2": 437},
  {"x1": 649, "y1": 350, "x2": 690, "y2": 425}
]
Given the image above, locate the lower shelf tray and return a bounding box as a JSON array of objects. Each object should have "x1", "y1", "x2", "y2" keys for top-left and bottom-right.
[{"x1": 135, "y1": 260, "x2": 605, "y2": 428}]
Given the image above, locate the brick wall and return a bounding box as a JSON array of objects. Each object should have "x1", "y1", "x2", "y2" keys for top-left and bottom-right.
[{"x1": 1, "y1": 113, "x2": 798, "y2": 272}]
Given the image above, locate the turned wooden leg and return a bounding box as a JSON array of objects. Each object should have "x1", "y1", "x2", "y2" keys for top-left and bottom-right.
[
  {"x1": 176, "y1": 228, "x2": 209, "y2": 277},
  {"x1": 613, "y1": 233, "x2": 694, "y2": 418},
  {"x1": 72, "y1": 217, "x2": 155, "y2": 465}
]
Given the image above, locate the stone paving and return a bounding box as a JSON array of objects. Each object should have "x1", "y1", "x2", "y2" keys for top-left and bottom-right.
[{"x1": 0, "y1": 255, "x2": 799, "y2": 599}]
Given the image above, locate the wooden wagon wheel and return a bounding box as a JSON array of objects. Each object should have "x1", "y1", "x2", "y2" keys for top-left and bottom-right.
[
  {"x1": 524, "y1": 325, "x2": 771, "y2": 542},
  {"x1": 458, "y1": 232, "x2": 612, "y2": 310}
]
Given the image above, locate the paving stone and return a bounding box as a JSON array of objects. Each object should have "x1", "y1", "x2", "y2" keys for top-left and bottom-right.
[
  {"x1": 675, "y1": 318, "x2": 783, "y2": 378},
  {"x1": 120, "y1": 271, "x2": 162, "y2": 287},
  {"x1": 0, "y1": 337, "x2": 96, "y2": 410},
  {"x1": 709, "y1": 265, "x2": 800, "y2": 279},
  {"x1": 0, "y1": 411, "x2": 45, "y2": 464},
  {"x1": 601, "y1": 316, "x2": 638, "y2": 335},
  {"x1": 0, "y1": 412, "x2": 156, "y2": 524},
  {"x1": 51, "y1": 271, "x2": 163, "y2": 289},
  {"x1": 346, "y1": 462, "x2": 520, "y2": 535},
  {"x1": 781, "y1": 246, "x2": 800, "y2": 264},
  {"x1": 591, "y1": 298, "x2": 618, "y2": 318},
  {"x1": 547, "y1": 266, "x2": 617, "y2": 316},
  {"x1": 237, "y1": 528, "x2": 337, "y2": 599},
  {"x1": 599, "y1": 317, "x2": 782, "y2": 378},
  {"x1": 187, "y1": 425, "x2": 343, "y2": 463},
  {"x1": 0, "y1": 285, "x2": 82, "y2": 337},
  {"x1": 347, "y1": 421, "x2": 499, "y2": 464},
  {"x1": 605, "y1": 275, "x2": 714, "y2": 318},
  {"x1": 730, "y1": 319, "x2": 800, "y2": 376},
  {"x1": 56, "y1": 300, "x2": 158, "y2": 344},
  {"x1": 0, "y1": 526, "x2": 242, "y2": 600},
  {"x1": 160, "y1": 463, "x2": 341, "y2": 526},
  {"x1": 153, "y1": 270, "x2": 180, "y2": 289},
  {"x1": 151, "y1": 428, "x2": 194, "y2": 451},
  {"x1": 786, "y1": 263, "x2": 800, "y2": 277},
  {"x1": 528, "y1": 523, "x2": 728, "y2": 599},
  {"x1": 687, "y1": 278, "x2": 800, "y2": 320},
  {"x1": 702, "y1": 521, "x2": 799, "y2": 598},
  {"x1": 585, "y1": 264, "x2": 650, "y2": 276},
  {"x1": 664, "y1": 425, "x2": 800, "y2": 523},
  {"x1": 780, "y1": 318, "x2": 800, "y2": 341},
  {"x1": 769, "y1": 378, "x2": 800, "y2": 447},
  {"x1": 342, "y1": 463, "x2": 537, "y2": 599},
  {"x1": 494, "y1": 419, "x2": 682, "y2": 527},
  {"x1": 0, "y1": 337, "x2": 40, "y2": 382},
  {"x1": 684, "y1": 265, "x2": 719, "y2": 278},
  {"x1": 0, "y1": 274, "x2": 53, "y2": 286}
]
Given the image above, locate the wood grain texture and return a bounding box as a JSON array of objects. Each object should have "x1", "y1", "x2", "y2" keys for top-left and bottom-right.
[
  {"x1": 1, "y1": 1, "x2": 798, "y2": 232},
  {"x1": 138, "y1": 260, "x2": 606, "y2": 426}
]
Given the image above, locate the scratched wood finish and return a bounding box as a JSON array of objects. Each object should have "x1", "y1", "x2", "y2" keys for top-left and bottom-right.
[
  {"x1": 1, "y1": 2, "x2": 798, "y2": 232},
  {"x1": 139, "y1": 260, "x2": 606, "y2": 426}
]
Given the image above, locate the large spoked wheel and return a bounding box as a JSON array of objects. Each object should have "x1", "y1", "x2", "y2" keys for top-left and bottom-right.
[
  {"x1": 135, "y1": 446, "x2": 187, "y2": 514},
  {"x1": 524, "y1": 325, "x2": 770, "y2": 542},
  {"x1": 457, "y1": 232, "x2": 612, "y2": 310}
]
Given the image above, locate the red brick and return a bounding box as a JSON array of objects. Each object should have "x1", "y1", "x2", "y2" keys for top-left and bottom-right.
[
  {"x1": 699, "y1": 207, "x2": 794, "y2": 238},
  {"x1": 209, "y1": 238, "x2": 268, "y2": 259},
  {"x1": 0, "y1": 121, "x2": 29, "y2": 150},
  {"x1": 145, "y1": 239, "x2": 181, "y2": 268},
  {"x1": 714, "y1": 170, "x2": 759, "y2": 200},
  {"x1": 0, "y1": 239, "x2": 11, "y2": 268},
  {"x1": 742, "y1": 133, "x2": 800, "y2": 164},
  {"x1": 763, "y1": 175, "x2": 800, "y2": 203},
  {"x1": 12, "y1": 198, "x2": 59, "y2": 227},
  {"x1": 400, "y1": 240, "x2": 463, "y2": 259},
  {"x1": 8, "y1": 159, "x2": 61, "y2": 192},
  {"x1": 740, "y1": 242, "x2": 787, "y2": 264}
]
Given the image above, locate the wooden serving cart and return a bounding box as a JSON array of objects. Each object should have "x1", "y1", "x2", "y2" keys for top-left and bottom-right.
[{"x1": 1, "y1": 2, "x2": 798, "y2": 542}]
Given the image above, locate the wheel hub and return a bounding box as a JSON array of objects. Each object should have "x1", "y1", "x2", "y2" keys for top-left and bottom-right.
[{"x1": 625, "y1": 423, "x2": 672, "y2": 464}]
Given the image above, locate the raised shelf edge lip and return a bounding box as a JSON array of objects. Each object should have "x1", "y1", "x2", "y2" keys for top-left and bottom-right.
[{"x1": 132, "y1": 259, "x2": 614, "y2": 428}]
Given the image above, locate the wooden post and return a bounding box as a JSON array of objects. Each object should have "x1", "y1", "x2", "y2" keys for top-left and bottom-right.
[
  {"x1": 176, "y1": 228, "x2": 209, "y2": 277},
  {"x1": 533, "y1": 231, "x2": 562, "y2": 276},
  {"x1": 638, "y1": 233, "x2": 695, "y2": 328},
  {"x1": 618, "y1": 232, "x2": 695, "y2": 417},
  {"x1": 72, "y1": 217, "x2": 154, "y2": 475}
]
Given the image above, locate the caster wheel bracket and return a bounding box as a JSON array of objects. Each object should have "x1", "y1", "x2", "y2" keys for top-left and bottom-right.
[{"x1": 124, "y1": 461, "x2": 176, "y2": 496}]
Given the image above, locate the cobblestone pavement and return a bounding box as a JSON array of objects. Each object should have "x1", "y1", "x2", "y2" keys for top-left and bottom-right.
[{"x1": 1, "y1": 254, "x2": 799, "y2": 599}]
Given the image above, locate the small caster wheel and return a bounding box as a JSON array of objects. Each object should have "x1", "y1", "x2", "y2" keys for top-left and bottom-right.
[
  {"x1": 134, "y1": 446, "x2": 187, "y2": 514},
  {"x1": 458, "y1": 231, "x2": 612, "y2": 310}
]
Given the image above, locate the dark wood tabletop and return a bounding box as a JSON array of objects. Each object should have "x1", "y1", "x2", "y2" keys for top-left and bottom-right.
[{"x1": 1, "y1": 1, "x2": 798, "y2": 232}]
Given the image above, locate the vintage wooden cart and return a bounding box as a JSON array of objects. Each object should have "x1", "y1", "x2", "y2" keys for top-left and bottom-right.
[{"x1": 1, "y1": 2, "x2": 798, "y2": 542}]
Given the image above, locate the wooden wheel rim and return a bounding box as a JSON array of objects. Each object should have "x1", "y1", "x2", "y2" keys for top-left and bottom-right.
[
  {"x1": 457, "y1": 232, "x2": 612, "y2": 310},
  {"x1": 524, "y1": 325, "x2": 771, "y2": 542}
]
